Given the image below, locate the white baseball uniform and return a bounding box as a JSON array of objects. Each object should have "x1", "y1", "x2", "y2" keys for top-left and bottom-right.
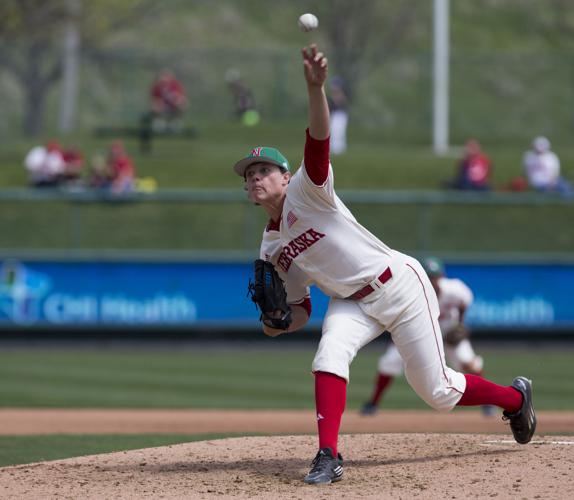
[
  {"x1": 377, "y1": 276, "x2": 483, "y2": 376},
  {"x1": 260, "y1": 156, "x2": 466, "y2": 412}
]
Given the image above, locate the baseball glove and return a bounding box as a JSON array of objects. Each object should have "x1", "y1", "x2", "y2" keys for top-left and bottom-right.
[
  {"x1": 444, "y1": 323, "x2": 470, "y2": 346},
  {"x1": 248, "y1": 259, "x2": 292, "y2": 330}
]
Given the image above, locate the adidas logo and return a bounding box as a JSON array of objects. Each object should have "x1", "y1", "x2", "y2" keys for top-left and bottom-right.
[{"x1": 316, "y1": 413, "x2": 324, "y2": 421}]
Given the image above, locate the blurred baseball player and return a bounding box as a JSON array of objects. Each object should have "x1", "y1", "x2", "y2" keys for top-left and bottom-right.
[
  {"x1": 233, "y1": 44, "x2": 536, "y2": 486},
  {"x1": 361, "y1": 256, "x2": 494, "y2": 416}
]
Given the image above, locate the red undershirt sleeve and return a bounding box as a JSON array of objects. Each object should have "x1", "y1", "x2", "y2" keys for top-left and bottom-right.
[
  {"x1": 292, "y1": 297, "x2": 312, "y2": 318},
  {"x1": 304, "y1": 128, "x2": 330, "y2": 186}
]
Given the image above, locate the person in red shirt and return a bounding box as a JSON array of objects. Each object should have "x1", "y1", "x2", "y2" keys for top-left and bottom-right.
[
  {"x1": 150, "y1": 69, "x2": 188, "y2": 130},
  {"x1": 447, "y1": 139, "x2": 492, "y2": 191},
  {"x1": 61, "y1": 148, "x2": 84, "y2": 183},
  {"x1": 140, "y1": 69, "x2": 189, "y2": 154},
  {"x1": 107, "y1": 140, "x2": 136, "y2": 193}
]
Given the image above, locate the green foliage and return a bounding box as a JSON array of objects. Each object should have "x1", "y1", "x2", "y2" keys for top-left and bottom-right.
[{"x1": 3, "y1": 0, "x2": 574, "y2": 140}]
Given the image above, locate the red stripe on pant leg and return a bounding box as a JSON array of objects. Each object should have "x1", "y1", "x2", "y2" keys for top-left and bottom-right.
[
  {"x1": 315, "y1": 371, "x2": 347, "y2": 456},
  {"x1": 405, "y1": 263, "x2": 450, "y2": 384},
  {"x1": 457, "y1": 374, "x2": 522, "y2": 412}
]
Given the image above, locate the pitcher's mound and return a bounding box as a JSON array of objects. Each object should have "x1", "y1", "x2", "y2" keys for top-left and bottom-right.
[{"x1": 1, "y1": 433, "x2": 573, "y2": 499}]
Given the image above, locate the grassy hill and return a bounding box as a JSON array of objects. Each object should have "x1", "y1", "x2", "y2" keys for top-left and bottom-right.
[
  {"x1": 1, "y1": 1, "x2": 573, "y2": 254},
  {"x1": 3, "y1": 121, "x2": 574, "y2": 190},
  {"x1": 1, "y1": 123, "x2": 573, "y2": 254}
]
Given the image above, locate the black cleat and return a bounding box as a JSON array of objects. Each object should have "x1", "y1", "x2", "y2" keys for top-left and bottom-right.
[
  {"x1": 503, "y1": 376, "x2": 537, "y2": 444},
  {"x1": 303, "y1": 447, "x2": 344, "y2": 485},
  {"x1": 360, "y1": 402, "x2": 378, "y2": 416}
]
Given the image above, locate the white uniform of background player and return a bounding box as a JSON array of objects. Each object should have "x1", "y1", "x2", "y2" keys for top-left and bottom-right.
[
  {"x1": 361, "y1": 258, "x2": 493, "y2": 416},
  {"x1": 234, "y1": 44, "x2": 531, "y2": 485},
  {"x1": 374, "y1": 274, "x2": 482, "y2": 379}
]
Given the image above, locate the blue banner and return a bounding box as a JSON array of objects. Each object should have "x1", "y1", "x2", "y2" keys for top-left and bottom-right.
[
  {"x1": 0, "y1": 260, "x2": 253, "y2": 327},
  {"x1": 0, "y1": 259, "x2": 572, "y2": 329},
  {"x1": 447, "y1": 263, "x2": 574, "y2": 328}
]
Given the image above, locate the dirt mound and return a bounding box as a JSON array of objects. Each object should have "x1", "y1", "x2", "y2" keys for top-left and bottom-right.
[{"x1": 2, "y1": 433, "x2": 573, "y2": 499}]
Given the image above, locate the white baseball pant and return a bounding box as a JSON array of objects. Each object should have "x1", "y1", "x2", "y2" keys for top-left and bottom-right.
[
  {"x1": 312, "y1": 253, "x2": 467, "y2": 411},
  {"x1": 377, "y1": 339, "x2": 483, "y2": 375}
]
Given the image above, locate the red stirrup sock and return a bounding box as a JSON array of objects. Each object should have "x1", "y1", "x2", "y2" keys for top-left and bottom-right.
[
  {"x1": 314, "y1": 371, "x2": 347, "y2": 456},
  {"x1": 370, "y1": 373, "x2": 394, "y2": 406},
  {"x1": 457, "y1": 374, "x2": 522, "y2": 413}
]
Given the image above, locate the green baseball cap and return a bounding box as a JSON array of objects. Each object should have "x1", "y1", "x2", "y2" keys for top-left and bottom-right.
[
  {"x1": 233, "y1": 146, "x2": 291, "y2": 177},
  {"x1": 422, "y1": 256, "x2": 445, "y2": 277}
]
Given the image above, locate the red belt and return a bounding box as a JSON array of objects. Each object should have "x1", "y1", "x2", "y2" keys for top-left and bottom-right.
[{"x1": 348, "y1": 267, "x2": 393, "y2": 300}]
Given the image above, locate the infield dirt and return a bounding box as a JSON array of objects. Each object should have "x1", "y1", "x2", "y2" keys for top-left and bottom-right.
[
  {"x1": 1, "y1": 433, "x2": 573, "y2": 499},
  {"x1": 0, "y1": 408, "x2": 573, "y2": 435},
  {"x1": 1, "y1": 409, "x2": 573, "y2": 498}
]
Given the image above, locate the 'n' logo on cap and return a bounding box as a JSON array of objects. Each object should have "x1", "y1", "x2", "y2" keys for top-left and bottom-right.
[{"x1": 251, "y1": 147, "x2": 263, "y2": 157}]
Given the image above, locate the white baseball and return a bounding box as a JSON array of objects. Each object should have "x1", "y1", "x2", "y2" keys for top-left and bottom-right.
[{"x1": 298, "y1": 13, "x2": 319, "y2": 32}]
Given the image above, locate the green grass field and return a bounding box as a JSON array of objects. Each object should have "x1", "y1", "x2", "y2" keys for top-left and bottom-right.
[
  {"x1": 0, "y1": 343, "x2": 572, "y2": 467},
  {"x1": 1, "y1": 344, "x2": 571, "y2": 410},
  {"x1": 0, "y1": 434, "x2": 242, "y2": 468}
]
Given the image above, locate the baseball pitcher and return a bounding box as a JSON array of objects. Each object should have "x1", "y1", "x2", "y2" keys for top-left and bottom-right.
[{"x1": 234, "y1": 44, "x2": 536, "y2": 486}]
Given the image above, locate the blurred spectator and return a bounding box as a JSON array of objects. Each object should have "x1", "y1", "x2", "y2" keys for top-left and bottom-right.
[
  {"x1": 88, "y1": 153, "x2": 113, "y2": 190},
  {"x1": 225, "y1": 68, "x2": 260, "y2": 127},
  {"x1": 24, "y1": 140, "x2": 66, "y2": 187},
  {"x1": 502, "y1": 175, "x2": 529, "y2": 193},
  {"x1": 107, "y1": 141, "x2": 136, "y2": 194},
  {"x1": 149, "y1": 69, "x2": 188, "y2": 132},
  {"x1": 445, "y1": 139, "x2": 492, "y2": 191},
  {"x1": 61, "y1": 147, "x2": 85, "y2": 185},
  {"x1": 139, "y1": 69, "x2": 188, "y2": 154},
  {"x1": 328, "y1": 76, "x2": 349, "y2": 155},
  {"x1": 523, "y1": 136, "x2": 572, "y2": 195}
]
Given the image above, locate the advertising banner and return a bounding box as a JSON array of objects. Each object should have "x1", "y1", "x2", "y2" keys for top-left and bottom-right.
[
  {"x1": 448, "y1": 263, "x2": 574, "y2": 328},
  {"x1": 0, "y1": 259, "x2": 572, "y2": 330}
]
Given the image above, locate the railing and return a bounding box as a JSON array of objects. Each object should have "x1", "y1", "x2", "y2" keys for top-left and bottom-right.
[
  {"x1": 1, "y1": 188, "x2": 572, "y2": 254},
  {"x1": 2, "y1": 187, "x2": 573, "y2": 204}
]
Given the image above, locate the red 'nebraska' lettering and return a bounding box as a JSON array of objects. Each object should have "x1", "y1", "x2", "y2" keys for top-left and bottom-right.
[
  {"x1": 293, "y1": 236, "x2": 309, "y2": 251},
  {"x1": 277, "y1": 228, "x2": 326, "y2": 272}
]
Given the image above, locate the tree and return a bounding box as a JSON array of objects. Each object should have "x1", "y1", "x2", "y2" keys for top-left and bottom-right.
[
  {"x1": 0, "y1": 1, "x2": 68, "y2": 136},
  {"x1": 0, "y1": 0, "x2": 163, "y2": 137},
  {"x1": 309, "y1": 0, "x2": 420, "y2": 100}
]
